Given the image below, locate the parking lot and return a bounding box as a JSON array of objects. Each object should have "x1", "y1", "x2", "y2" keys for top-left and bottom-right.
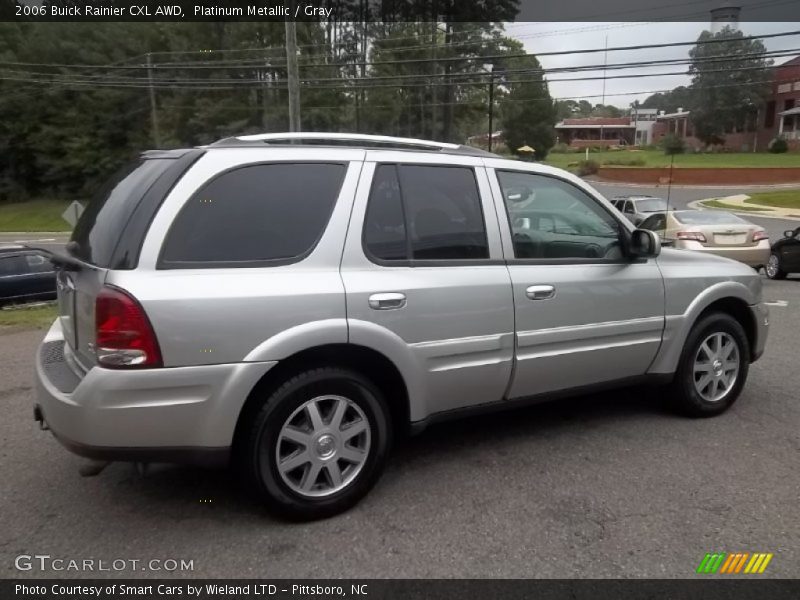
[{"x1": 1, "y1": 274, "x2": 797, "y2": 579}]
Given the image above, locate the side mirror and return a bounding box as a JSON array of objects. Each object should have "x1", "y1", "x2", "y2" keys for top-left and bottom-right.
[
  {"x1": 629, "y1": 229, "x2": 661, "y2": 258},
  {"x1": 785, "y1": 230, "x2": 796, "y2": 238}
]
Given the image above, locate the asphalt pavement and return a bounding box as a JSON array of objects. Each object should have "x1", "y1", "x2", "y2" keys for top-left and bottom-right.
[{"x1": 1, "y1": 276, "x2": 798, "y2": 579}]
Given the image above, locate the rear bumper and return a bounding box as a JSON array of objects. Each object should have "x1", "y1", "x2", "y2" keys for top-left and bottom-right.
[
  {"x1": 675, "y1": 241, "x2": 770, "y2": 267},
  {"x1": 34, "y1": 319, "x2": 276, "y2": 465}
]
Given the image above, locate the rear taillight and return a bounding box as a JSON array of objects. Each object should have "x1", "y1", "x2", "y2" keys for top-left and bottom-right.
[
  {"x1": 752, "y1": 231, "x2": 769, "y2": 242},
  {"x1": 95, "y1": 286, "x2": 162, "y2": 369},
  {"x1": 676, "y1": 231, "x2": 707, "y2": 243}
]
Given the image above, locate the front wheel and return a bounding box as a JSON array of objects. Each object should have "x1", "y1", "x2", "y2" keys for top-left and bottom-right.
[
  {"x1": 667, "y1": 312, "x2": 750, "y2": 417},
  {"x1": 765, "y1": 253, "x2": 787, "y2": 280},
  {"x1": 240, "y1": 367, "x2": 391, "y2": 520}
]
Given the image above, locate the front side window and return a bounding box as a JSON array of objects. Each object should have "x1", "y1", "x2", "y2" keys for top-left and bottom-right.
[
  {"x1": 160, "y1": 163, "x2": 346, "y2": 267},
  {"x1": 363, "y1": 164, "x2": 489, "y2": 262},
  {"x1": 497, "y1": 171, "x2": 623, "y2": 260}
]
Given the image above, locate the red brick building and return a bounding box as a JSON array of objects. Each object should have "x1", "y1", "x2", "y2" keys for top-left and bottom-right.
[
  {"x1": 554, "y1": 117, "x2": 636, "y2": 148},
  {"x1": 651, "y1": 56, "x2": 800, "y2": 151}
]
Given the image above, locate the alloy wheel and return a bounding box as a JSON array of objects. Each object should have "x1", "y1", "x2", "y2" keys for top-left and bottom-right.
[
  {"x1": 766, "y1": 254, "x2": 780, "y2": 278},
  {"x1": 692, "y1": 332, "x2": 740, "y2": 403},
  {"x1": 274, "y1": 395, "x2": 371, "y2": 498}
]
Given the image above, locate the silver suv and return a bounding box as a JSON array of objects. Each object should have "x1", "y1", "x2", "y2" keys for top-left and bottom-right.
[{"x1": 34, "y1": 133, "x2": 769, "y2": 520}]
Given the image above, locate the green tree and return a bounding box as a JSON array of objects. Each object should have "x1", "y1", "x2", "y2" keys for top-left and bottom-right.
[
  {"x1": 641, "y1": 86, "x2": 693, "y2": 113},
  {"x1": 498, "y1": 49, "x2": 556, "y2": 159},
  {"x1": 688, "y1": 26, "x2": 772, "y2": 146}
]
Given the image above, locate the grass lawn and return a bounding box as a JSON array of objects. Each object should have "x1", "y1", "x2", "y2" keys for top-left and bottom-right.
[
  {"x1": 0, "y1": 303, "x2": 58, "y2": 331},
  {"x1": 0, "y1": 199, "x2": 72, "y2": 232},
  {"x1": 544, "y1": 150, "x2": 800, "y2": 171},
  {"x1": 744, "y1": 190, "x2": 800, "y2": 209},
  {"x1": 701, "y1": 199, "x2": 770, "y2": 212}
]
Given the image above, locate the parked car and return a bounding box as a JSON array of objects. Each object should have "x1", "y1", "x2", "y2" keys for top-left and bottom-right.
[
  {"x1": 639, "y1": 210, "x2": 770, "y2": 270},
  {"x1": 35, "y1": 133, "x2": 769, "y2": 520},
  {"x1": 610, "y1": 195, "x2": 668, "y2": 226},
  {"x1": 0, "y1": 245, "x2": 56, "y2": 307},
  {"x1": 766, "y1": 226, "x2": 800, "y2": 279}
]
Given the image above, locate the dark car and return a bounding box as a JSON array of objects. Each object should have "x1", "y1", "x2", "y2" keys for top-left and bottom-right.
[
  {"x1": 0, "y1": 246, "x2": 57, "y2": 306},
  {"x1": 766, "y1": 226, "x2": 800, "y2": 279}
]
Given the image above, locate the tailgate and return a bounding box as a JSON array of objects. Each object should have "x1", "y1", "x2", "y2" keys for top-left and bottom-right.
[{"x1": 56, "y1": 264, "x2": 107, "y2": 368}]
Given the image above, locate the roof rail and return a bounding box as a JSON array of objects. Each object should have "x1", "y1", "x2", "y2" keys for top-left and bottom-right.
[{"x1": 215, "y1": 132, "x2": 462, "y2": 150}]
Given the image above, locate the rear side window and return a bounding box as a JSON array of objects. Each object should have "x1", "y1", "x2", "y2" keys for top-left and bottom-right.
[
  {"x1": 160, "y1": 163, "x2": 346, "y2": 268},
  {"x1": 24, "y1": 253, "x2": 54, "y2": 273},
  {"x1": 70, "y1": 159, "x2": 175, "y2": 267},
  {"x1": 363, "y1": 164, "x2": 489, "y2": 262},
  {"x1": 0, "y1": 255, "x2": 26, "y2": 276}
]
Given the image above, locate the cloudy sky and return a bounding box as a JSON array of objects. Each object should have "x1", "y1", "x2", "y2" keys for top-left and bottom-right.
[{"x1": 509, "y1": 21, "x2": 800, "y2": 107}]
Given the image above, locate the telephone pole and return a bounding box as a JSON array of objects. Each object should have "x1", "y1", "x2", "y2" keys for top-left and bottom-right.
[
  {"x1": 285, "y1": 14, "x2": 301, "y2": 132},
  {"x1": 146, "y1": 53, "x2": 160, "y2": 147}
]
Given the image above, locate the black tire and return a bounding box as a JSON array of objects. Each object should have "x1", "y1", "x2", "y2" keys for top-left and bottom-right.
[
  {"x1": 765, "y1": 253, "x2": 787, "y2": 280},
  {"x1": 240, "y1": 367, "x2": 391, "y2": 521},
  {"x1": 667, "y1": 312, "x2": 750, "y2": 418}
]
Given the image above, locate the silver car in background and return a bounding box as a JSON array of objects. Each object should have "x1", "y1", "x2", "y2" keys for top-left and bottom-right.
[
  {"x1": 34, "y1": 133, "x2": 769, "y2": 520},
  {"x1": 610, "y1": 195, "x2": 669, "y2": 226},
  {"x1": 639, "y1": 210, "x2": 770, "y2": 270}
]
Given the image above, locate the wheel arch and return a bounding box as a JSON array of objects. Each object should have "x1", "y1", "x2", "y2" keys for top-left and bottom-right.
[
  {"x1": 649, "y1": 282, "x2": 758, "y2": 375},
  {"x1": 233, "y1": 343, "x2": 411, "y2": 454}
]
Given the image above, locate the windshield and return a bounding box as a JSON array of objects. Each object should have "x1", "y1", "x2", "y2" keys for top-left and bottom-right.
[
  {"x1": 673, "y1": 211, "x2": 747, "y2": 225},
  {"x1": 635, "y1": 198, "x2": 668, "y2": 213}
]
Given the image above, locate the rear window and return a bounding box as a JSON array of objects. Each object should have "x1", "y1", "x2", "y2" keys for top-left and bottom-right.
[
  {"x1": 159, "y1": 163, "x2": 346, "y2": 268},
  {"x1": 70, "y1": 158, "x2": 176, "y2": 267},
  {"x1": 674, "y1": 211, "x2": 746, "y2": 225},
  {"x1": 635, "y1": 198, "x2": 667, "y2": 213}
]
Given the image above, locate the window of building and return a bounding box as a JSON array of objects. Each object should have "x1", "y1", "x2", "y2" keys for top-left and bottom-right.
[{"x1": 765, "y1": 101, "x2": 776, "y2": 128}]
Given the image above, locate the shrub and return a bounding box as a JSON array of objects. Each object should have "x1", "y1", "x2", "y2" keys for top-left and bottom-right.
[
  {"x1": 575, "y1": 160, "x2": 600, "y2": 176},
  {"x1": 661, "y1": 133, "x2": 686, "y2": 155},
  {"x1": 769, "y1": 136, "x2": 789, "y2": 153},
  {"x1": 603, "y1": 157, "x2": 646, "y2": 166}
]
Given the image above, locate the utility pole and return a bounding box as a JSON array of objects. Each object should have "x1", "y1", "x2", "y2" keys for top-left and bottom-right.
[
  {"x1": 488, "y1": 70, "x2": 495, "y2": 152},
  {"x1": 285, "y1": 13, "x2": 301, "y2": 132},
  {"x1": 146, "y1": 53, "x2": 160, "y2": 148}
]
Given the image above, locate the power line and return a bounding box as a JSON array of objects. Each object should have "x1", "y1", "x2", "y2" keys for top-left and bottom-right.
[
  {"x1": 3, "y1": 47, "x2": 796, "y2": 90},
  {"x1": 3, "y1": 29, "x2": 798, "y2": 72}
]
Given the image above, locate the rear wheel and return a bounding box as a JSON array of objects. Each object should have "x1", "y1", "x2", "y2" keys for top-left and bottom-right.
[
  {"x1": 240, "y1": 367, "x2": 391, "y2": 520},
  {"x1": 667, "y1": 312, "x2": 749, "y2": 417},
  {"x1": 765, "y1": 253, "x2": 787, "y2": 280}
]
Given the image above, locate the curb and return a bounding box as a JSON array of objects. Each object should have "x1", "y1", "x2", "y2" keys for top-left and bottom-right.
[
  {"x1": 689, "y1": 199, "x2": 800, "y2": 221},
  {"x1": 0, "y1": 232, "x2": 70, "y2": 236},
  {"x1": 590, "y1": 180, "x2": 800, "y2": 191}
]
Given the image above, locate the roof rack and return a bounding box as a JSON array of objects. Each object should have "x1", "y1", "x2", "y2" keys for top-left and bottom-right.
[{"x1": 209, "y1": 132, "x2": 498, "y2": 157}]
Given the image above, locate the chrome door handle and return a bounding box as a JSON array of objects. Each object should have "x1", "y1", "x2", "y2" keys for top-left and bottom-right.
[
  {"x1": 368, "y1": 292, "x2": 407, "y2": 310},
  {"x1": 526, "y1": 285, "x2": 555, "y2": 300}
]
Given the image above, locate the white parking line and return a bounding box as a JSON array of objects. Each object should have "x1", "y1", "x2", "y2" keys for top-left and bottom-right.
[
  {"x1": 765, "y1": 300, "x2": 789, "y2": 307},
  {"x1": 11, "y1": 238, "x2": 58, "y2": 243}
]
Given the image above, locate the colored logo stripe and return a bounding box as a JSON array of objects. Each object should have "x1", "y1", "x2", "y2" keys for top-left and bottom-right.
[{"x1": 698, "y1": 552, "x2": 773, "y2": 574}]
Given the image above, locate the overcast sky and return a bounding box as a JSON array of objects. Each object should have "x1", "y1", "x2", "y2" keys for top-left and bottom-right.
[{"x1": 509, "y1": 21, "x2": 800, "y2": 108}]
